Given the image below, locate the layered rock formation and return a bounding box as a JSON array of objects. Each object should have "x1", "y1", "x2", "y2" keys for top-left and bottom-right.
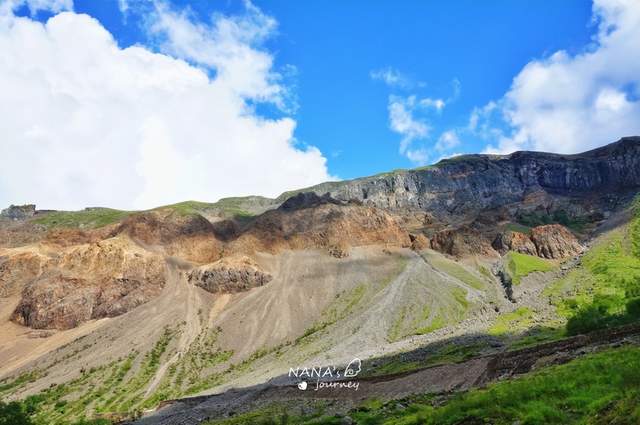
[
  {"x1": 0, "y1": 137, "x2": 637, "y2": 331},
  {"x1": 290, "y1": 137, "x2": 640, "y2": 221},
  {"x1": 231, "y1": 196, "x2": 411, "y2": 254},
  {"x1": 7, "y1": 237, "x2": 165, "y2": 330}
]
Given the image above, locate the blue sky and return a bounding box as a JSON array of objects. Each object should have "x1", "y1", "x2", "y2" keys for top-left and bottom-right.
[
  {"x1": 57, "y1": 0, "x2": 592, "y2": 179},
  {"x1": 2, "y1": 0, "x2": 639, "y2": 209}
]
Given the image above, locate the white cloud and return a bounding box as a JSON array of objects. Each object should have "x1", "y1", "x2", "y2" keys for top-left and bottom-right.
[
  {"x1": 482, "y1": 0, "x2": 640, "y2": 154},
  {"x1": 419, "y1": 97, "x2": 445, "y2": 111},
  {"x1": 1, "y1": 0, "x2": 72, "y2": 15},
  {"x1": 370, "y1": 67, "x2": 411, "y2": 88},
  {"x1": 435, "y1": 130, "x2": 460, "y2": 152},
  {"x1": 0, "y1": 2, "x2": 331, "y2": 210},
  {"x1": 388, "y1": 95, "x2": 430, "y2": 164},
  {"x1": 117, "y1": 0, "x2": 128, "y2": 15}
]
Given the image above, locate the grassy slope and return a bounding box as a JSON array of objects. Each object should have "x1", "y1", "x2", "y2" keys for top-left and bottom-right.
[
  {"x1": 505, "y1": 251, "x2": 555, "y2": 285},
  {"x1": 545, "y1": 201, "x2": 640, "y2": 319},
  {"x1": 204, "y1": 346, "x2": 640, "y2": 425},
  {"x1": 31, "y1": 208, "x2": 131, "y2": 229},
  {"x1": 28, "y1": 196, "x2": 266, "y2": 230}
]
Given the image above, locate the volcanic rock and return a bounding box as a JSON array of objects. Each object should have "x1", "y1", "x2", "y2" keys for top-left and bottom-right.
[
  {"x1": 188, "y1": 256, "x2": 272, "y2": 293},
  {"x1": 530, "y1": 224, "x2": 583, "y2": 259},
  {"x1": 430, "y1": 226, "x2": 498, "y2": 258},
  {"x1": 492, "y1": 231, "x2": 537, "y2": 256}
]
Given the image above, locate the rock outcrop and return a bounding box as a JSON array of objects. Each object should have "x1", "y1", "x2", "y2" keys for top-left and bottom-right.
[
  {"x1": 492, "y1": 231, "x2": 538, "y2": 256},
  {"x1": 187, "y1": 256, "x2": 271, "y2": 293},
  {"x1": 0, "y1": 204, "x2": 36, "y2": 220},
  {"x1": 430, "y1": 227, "x2": 499, "y2": 258},
  {"x1": 530, "y1": 224, "x2": 583, "y2": 259},
  {"x1": 232, "y1": 201, "x2": 411, "y2": 254},
  {"x1": 114, "y1": 211, "x2": 222, "y2": 264},
  {"x1": 493, "y1": 224, "x2": 583, "y2": 259},
  {"x1": 409, "y1": 233, "x2": 430, "y2": 251},
  {"x1": 287, "y1": 137, "x2": 640, "y2": 221},
  {"x1": 11, "y1": 274, "x2": 157, "y2": 330},
  {"x1": 8, "y1": 237, "x2": 165, "y2": 330}
]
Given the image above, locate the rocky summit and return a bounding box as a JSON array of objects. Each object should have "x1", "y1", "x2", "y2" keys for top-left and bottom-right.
[{"x1": 0, "y1": 137, "x2": 639, "y2": 425}]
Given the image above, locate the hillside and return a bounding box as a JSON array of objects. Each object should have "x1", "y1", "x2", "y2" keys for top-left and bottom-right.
[{"x1": 0, "y1": 137, "x2": 639, "y2": 424}]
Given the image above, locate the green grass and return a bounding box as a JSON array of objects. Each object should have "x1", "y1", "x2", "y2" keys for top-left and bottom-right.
[
  {"x1": 157, "y1": 199, "x2": 256, "y2": 219},
  {"x1": 426, "y1": 253, "x2": 486, "y2": 290},
  {"x1": 545, "y1": 229, "x2": 640, "y2": 320},
  {"x1": 517, "y1": 209, "x2": 590, "y2": 233},
  {"x1": 32, "y1": 208, "x2": 130, "y2": 229},
  {"x1": 377, "y1": 346, "x2": 640, "y2": 425},
  {"x1": 504, "y1": 222, "x2": 532, "y2": 234},
  {"x1": 509, "y1": 326, "x2": 565, "y2": 349},
  {"x1": 157, "y1": 201, "x2": 216, "y2": 216},
  {"x1": 365, "y1": 343, "x2": 486, "y2": 377},
  {"x1": 204, "y1": 346, "x2": 640, "y2": 425},
  {"x1": 295, "y1": 283, "x2": 367, "y2": 345},
  {"x1": 489, "y1": 307, "x2": 535, "y2": 336},
  {"x1": 415, "y1": 313, "x2": 445, "y2": 335},
  {"x1": 505, "y1": 251, "x2": 554, "y2": 285}
]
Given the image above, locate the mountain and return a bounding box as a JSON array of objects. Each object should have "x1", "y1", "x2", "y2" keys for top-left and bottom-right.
[{"x1": 0, "y1": 137, "x2": 639, "y2": 425}]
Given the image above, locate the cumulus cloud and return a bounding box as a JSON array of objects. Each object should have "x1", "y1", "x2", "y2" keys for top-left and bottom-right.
[
  {"x1": 0, "y1": 1, "x2": 331, "y2": 210},
  {"x1": 388, "y1": 95, "x2": 430, "y2": 164},
  {"x1": 481, "y1": 0, "x2": 640, "y2": 154}
]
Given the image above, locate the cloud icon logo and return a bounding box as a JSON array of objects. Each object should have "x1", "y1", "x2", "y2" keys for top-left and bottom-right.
[
  {"x1": 344, "y1": 358, "x2": 361, "y2": 378},
  {"x1": 297, "y1": 381, "x2": 307, "y2": 390}
]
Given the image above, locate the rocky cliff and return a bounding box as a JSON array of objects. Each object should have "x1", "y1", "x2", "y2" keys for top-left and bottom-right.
[{"x1": 288, "y1": 137, "x2": 640, "y2": 222}]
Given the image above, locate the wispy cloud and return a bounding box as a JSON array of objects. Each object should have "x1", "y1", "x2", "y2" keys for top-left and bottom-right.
[{"x1": 370, "y1": 66, "x2": 412, "y2": 89}]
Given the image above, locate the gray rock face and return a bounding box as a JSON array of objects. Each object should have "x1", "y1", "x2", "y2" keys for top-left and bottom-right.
[
  {"x1": 1, "y1": 204, "x2": 36, "y2": 220},
  {"x1": 187, "y1": 257, "x2": 272, "y2": 293},
  {"x1": 294, "y1": 137, "x2": 640, "y2": 220}
]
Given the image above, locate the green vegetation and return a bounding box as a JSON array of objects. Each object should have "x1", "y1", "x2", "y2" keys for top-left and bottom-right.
[
  {"x1": 509, "y1": 326, "x2": 565, "y2": 349},
  {"x1": 204, "y1": 346, "x2": 640, "y2": 425},
  {"x1": 365, "y1": 343, "x2": 486, "y2": 377},
  {"x1": 0, "y1": 401, "x2": 33, "y2": 425},
  {"x1": 505, "y1": 251, "x2": 554, "y2": 285},
  {"x1": 517, "y1": 209, "x2": 590, "y2": 233},
  {"x1": 426, "y1": 253, "x2": 486, "y2": 290},
  {"x1": 159, "y1": 198, "x2": 256, "y2": 219},
  {"x1": 415, "y1": 311, "x2": 445, "y2": 335},
  {"x1": 0, "y1": 327, "x2": 181, "y2": 424},
  {"x1": 32, "y1": 208, "x2": 130, "y2": 229},
  {"x1": 504, "y1": 222, "x2": 532, "y2": 234},
  {"x1": 0, "y1": 371, "x2": 42, "y2": 396},
  {"x1": 543, "y1": 195, "x2": 640, "y2": 336},
  {"x1": 295, "y1": 283, "x2": 367, "y2": 345},
  {"x1": 158, "y1": 200, "x2": 217, "y2": 216},
  {"x1": 489, "y1": 307, "x2": 535, "y2": 336}
]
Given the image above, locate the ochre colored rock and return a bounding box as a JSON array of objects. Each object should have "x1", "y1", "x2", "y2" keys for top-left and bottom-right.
[{"x1": 530, "y1": 224, "x2": 583, "y2": 259}]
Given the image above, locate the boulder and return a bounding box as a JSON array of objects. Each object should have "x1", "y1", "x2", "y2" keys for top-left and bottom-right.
[
  {"x1": 530, "y1": 224, "x2": 583, "y2": 259},
  {"x1": 188, "y1": 256, "x2": 272, "y2": 293},
  {"x1": 1, "y1": 204, "x2": 36, "y2": 220},
  {"x1": 492, "y1": 230, "x2": 537, "y2": 256}
]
